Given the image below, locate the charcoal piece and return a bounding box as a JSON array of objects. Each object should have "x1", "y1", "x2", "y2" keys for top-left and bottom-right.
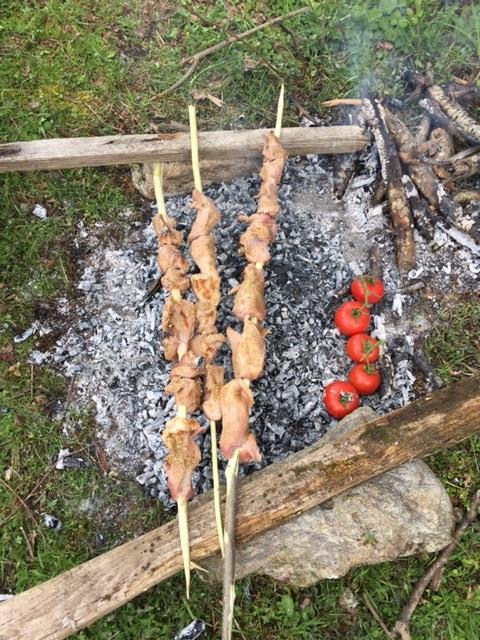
[{"x1": 402, "y1": 174, "x2": 437, "y2": 243}]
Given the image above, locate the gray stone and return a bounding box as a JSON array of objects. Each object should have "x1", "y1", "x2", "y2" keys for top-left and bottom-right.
[
  {"x1": 131, "y1": 157, "x2": 260, "y2": 198},
  {"x1": 202, "y1": 407, "x2": 453, "y2": 587}
]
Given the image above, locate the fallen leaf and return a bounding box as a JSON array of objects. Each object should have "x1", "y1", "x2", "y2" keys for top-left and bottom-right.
[
  {"x1": 0, "y1": 345, "x2": 15, "y2": 363},
  {"x1": 375, "y1": 41, "x2": 394, "y2": 51},
  {"x1": 243, "y1": 56, "x2": 257, "y2": 71},
  {"x1": 6, "y1": 363, "x2": 21, "y2": 377}
]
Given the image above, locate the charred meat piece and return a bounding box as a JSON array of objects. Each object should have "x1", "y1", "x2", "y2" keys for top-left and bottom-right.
[
  {"x1": 153, "y1": 214, "x2": 183, "y2": 246},
  {"x1": 202, "y1": 364, "x2": 224, "y2": 422},
  {"x1": 161, "y1": 297, "x2": 196, "y2": 350},
  {"x1": 196, "y1": 300, "x2": 218, "y2": 334},
  {"x1": 165, "y1": 376, "x2": 202, "y2": 414},
  {"x1": 190, "y1": 273, "x2": 221, "y2": 306},
  {"x1": 227, "y1": 317, "x2": 268, "y2": 381},
  {"x1": 157, "y1": 245, "x2": 189, "y2": 275},
  {"x1": 232, "y1": 263, "x2": 266, "y2": 322},
  {"x1": 171, "y1": 351, "x2": 204, "y2": 379},
  {"x1": 190, "y1": 235, "x2": 217, "y2": 275},
  {"x1": 189, "y1": 332, "x2": 225, "y2": 363},
  {"x1": 163, "y1": 416, "x2": 202, "y2": 502},
  {"x1": 219, "y1": 379, "x2": 261, "y2": 464},
  {"x1": 161, "y1": 268, "x2": 190, "y2": 293},
  {"x1": 189, "y1": 190, "x2": 221, "y2": 243}
]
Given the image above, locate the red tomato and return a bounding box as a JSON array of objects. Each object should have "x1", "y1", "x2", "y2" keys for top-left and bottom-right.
[
  {"x1": 351, "y1": 275, "x2": 385, "y2": 305},
  {"x1": 323, "y1": 381, "x2": 360, "y2": 419},
  {"x1": 346, "y1": 333, "x2": 380, "y2": 363},
  {"x1": 348, "y1": 364, "x2": 381, "y2": 395},
  {"x1": 334, "y1": 301, "x2": 370, "y2": 336}
]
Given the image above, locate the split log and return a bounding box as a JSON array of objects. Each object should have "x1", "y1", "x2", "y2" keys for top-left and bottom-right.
[
  {"x1": 364, "y1": 99, "x2": 416, "y2": 272},
  {"x1": 1, "y1": 376, "x2": 479, "y2": 640},
  {"x1": 418, "y1": 97, "x2": 475, "y2": 144},
  {"x1": 427, "y1": 84, "x2": 480, "y2": 145},
  {"x1": 0, "y1": 127, "x2": 368, "y2": 173}
]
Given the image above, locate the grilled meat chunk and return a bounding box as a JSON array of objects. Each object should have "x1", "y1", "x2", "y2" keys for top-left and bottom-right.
[
  {"x1": 163, "y1": 416, "x2": 202, "y2": 501},
  {"x1": 232, "y1": 264, "x2": 266, "y2": 322},
  {"x1": 219, "y1": 379, "x2": 261, "y2": 463},
  {"x1": 226, "y1": 318, "x2": 268, "y2": 381},
  {"x1": 202, "y1": 364, "x2": 224, "y2": 422}
]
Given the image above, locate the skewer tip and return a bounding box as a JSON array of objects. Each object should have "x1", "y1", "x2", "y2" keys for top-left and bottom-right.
[
  {"x1": 210, "y1": 420, "x2": 224, "y2": 557},
  {"x1": 274, "y1": 84, "x2": 285, "y2": 139},
  {"x1": 177, "y1": 498, "x2": 191, "y2": 600}
]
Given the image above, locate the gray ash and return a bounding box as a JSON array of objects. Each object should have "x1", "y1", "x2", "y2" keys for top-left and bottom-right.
[{"x1": 32, "y1": 153, "x2": 480, "y2": 505}]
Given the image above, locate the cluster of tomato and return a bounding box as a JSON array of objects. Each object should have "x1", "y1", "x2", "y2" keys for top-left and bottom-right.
[{"x1": 323, "y1": 275, "x2": 385, "y2": 420}]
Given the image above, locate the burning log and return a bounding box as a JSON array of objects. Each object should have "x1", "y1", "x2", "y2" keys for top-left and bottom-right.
[
  {"x1": 427, "y1": 84, "x2": 480, "y2": 145},
  {"x1": 428, "y1": 128, "x2": 454, "y2": 182},
  {"x1": 364, "y1": 99, "x2": 416, "y2": 273},
  {"x1": 383, "y1": 108, "x2": 479, "y2": 243},
  {"x1": 401, "y1": 174, "x2": 437, "y2": 244},
  {"x1": 220, "y1": 85, "x2": 288, "y2": 640},
  {"x1": 418, "y1": 97, "x2": 473, "y2": 144},
  {"x1": 444, "y1": 80, "x2": 480, "y2": 108}
]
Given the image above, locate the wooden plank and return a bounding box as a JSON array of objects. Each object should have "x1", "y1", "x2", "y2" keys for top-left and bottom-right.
[
  {"x1": 1, "y1": 376, "x2": 479, "y2": 640},
  {"x1": 0, "y1": 126, "x2": 368, "y2": 173}
]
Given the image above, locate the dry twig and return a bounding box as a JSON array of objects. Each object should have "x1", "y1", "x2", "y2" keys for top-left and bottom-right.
[
  {"x1": 160, "y1": 7, "x2": 309, "y2": 96},
  {"x1": 390, "y1": 489, "x2": 480, "y2": 640}
]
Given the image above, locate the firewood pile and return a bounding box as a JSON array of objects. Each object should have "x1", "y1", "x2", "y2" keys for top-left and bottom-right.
[{"x1": 328, "y1": 72, "x2": 480, "y2": 272}]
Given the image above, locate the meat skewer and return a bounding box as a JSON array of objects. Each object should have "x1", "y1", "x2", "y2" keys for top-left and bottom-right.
[
  {"x1": 187, "y1": 103, "x2": 225, "y2": 557},
  {"x1": 221, "y1": 84, "x2": 287, "y2": 640},
  {"x1": 152, "y1": 161, "x2": 201, "y2": 599}
]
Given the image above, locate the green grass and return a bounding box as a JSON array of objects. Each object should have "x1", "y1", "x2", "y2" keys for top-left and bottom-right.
[{"x1": 1, "y1": 1, "x2": 480, "y2": 638}]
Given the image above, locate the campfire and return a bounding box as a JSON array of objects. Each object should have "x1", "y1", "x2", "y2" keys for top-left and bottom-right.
[
  {"x1": 31, "y1": 76, "x2": 479, "y2": 510},
  {"x1": 9, "y1": 73, "x2": 479, "y2": 640}
]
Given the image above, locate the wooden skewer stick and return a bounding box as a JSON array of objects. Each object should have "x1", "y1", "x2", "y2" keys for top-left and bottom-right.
[
  {"x1": 153, "y1": 160, "x2": 192, "y2": 598},
  {"x1": 177, "y1": 498, "x2": 191, "y2": 599},
  {"x1": 188, "y1": 103, "x2": 224, "y2": 556},
  {"x1": 221, "y1": 448, "x2": 240, "y2": 640},
  {"x1": 188, "y1": 105, "x2": 203, "y2": 193},
  {"x1": 222, "y1": 85, "x2": 286, "y2": 640},
  {"x1": 210, "y1": 420, "x2": 225, "y2": 557}
]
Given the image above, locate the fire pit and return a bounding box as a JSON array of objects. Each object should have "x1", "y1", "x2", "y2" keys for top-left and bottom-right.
[{"x1": 32, "y1": 140, "x2": 479, "y2": 505}]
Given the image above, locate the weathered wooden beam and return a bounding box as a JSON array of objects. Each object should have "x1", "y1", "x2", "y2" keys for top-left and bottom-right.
[
  {"x1": 0, "y1": 126, "x2": 368, "y2": 173},
  {"x1": 1, "y1": 376, "x2": 479, "y2": 640}
]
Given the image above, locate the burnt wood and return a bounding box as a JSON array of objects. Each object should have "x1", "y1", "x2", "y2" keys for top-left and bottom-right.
[
  {"x1": 0, "y1": 126, "x2": 368, "y2": 173},
  {"x1": 1, "y1": 376, "x2": 479, "y2": 640}
]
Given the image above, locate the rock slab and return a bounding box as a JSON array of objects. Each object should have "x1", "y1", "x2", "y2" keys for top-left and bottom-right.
[{"x1": 202, "y1": 407, "x2": 453, "y2": 587}]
